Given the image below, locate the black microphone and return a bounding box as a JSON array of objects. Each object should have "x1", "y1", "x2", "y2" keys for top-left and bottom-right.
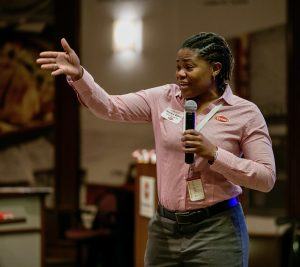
[{"x1": 184, "y1": 100, "x2": 197, "y2": 164}]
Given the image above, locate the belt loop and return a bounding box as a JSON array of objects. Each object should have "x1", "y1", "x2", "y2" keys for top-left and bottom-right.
[
  {"x1": 203, "y1": 207, "x2": 210, "y2": 217},
  {"x1": 158, "y1": 204, "x2": 164, "y2": 217}
]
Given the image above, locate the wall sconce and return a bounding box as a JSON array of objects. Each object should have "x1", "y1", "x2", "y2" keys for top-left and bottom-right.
[{"x1": 113, "y1": 18, "x2": 142, "y2": 53}]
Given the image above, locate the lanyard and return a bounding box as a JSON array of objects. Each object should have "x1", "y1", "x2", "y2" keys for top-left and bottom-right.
[
  {"x1": 182, "y1": 103, "x2": 223, "y2": 132},
  {"x1": 196, "y1": 103, "x2": 223, "y2": 132}
]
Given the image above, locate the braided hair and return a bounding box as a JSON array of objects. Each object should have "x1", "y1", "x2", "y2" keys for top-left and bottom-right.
[{"x1": 180, "y1": 32, "x2": 234, "y2": 94}]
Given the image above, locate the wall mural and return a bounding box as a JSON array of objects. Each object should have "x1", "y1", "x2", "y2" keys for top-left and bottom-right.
[
  {"x1": 0, "y1": 32, "x2": 55, "y2": 137},
  {"x1": 0, "y1": 0, "x2": 56, "y2": 193}
]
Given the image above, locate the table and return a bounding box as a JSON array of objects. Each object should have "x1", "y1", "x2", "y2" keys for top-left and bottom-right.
[{"x1": 0, "y1": 187, "x2": 52, "y2": 267}]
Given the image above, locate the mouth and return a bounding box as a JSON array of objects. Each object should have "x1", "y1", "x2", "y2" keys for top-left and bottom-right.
[{"x1": 178, "y1": 82, "x2": 189, "y2": 89}]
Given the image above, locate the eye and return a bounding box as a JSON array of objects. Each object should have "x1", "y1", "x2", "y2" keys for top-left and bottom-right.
[{"x1": 185, "y1": 65, "x2": 194, "y2": 71}]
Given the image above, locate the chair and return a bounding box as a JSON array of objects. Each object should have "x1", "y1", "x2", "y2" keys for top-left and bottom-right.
[{"x1": 65, "y1": 189, "x2": 118, "y2": 267}]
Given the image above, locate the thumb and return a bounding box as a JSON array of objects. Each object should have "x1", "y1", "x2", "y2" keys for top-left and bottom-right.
[{"x1": 61, "y1": 38, "x2": 72, "y2": 53}]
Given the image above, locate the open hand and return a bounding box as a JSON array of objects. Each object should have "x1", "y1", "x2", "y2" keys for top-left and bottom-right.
[{"x1": 36, "y1": 38, "x2": 83, "y2": 81}]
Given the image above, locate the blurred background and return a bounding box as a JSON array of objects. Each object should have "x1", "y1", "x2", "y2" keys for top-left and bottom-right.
[{"x1": 0, "y1": 0, "x2": 299, "y2": 266}]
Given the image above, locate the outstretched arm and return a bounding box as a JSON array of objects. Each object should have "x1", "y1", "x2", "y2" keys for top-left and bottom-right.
[{"x1": 37, "y1": 38, "x2": 154, "y2": 123}]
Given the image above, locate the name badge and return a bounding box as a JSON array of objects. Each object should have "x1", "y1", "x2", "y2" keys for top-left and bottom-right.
[
  {"x1": 161, "y1": 108, "x2": 183, "y2": 124},
  {"x1": 187, "y1": 170, "x2": 205, "y2": 202},
  {"x1": 187, "y1": 179, "x2": 205, "y2": 201}
]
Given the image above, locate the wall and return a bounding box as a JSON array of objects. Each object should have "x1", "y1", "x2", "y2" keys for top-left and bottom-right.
[
  {"x1": 250, "y1": 25, "x2": 286, "y2": 116},
  {"x1": 80, "y1": 0, "x2": 286, "y2": 184}
]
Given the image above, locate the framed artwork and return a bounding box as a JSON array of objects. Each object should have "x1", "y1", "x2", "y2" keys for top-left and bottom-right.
[
  {"x1": 0, "y1": 29, "x2": 55, "y2": 148},
  {"x1": 0, "y1": 1, "x2": 56, "y2": 189}
]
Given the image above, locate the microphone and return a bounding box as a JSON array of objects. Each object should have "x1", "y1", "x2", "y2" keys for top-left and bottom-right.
[{"x1": 184, "y1": 100, "x2": 197, "y2": 164}]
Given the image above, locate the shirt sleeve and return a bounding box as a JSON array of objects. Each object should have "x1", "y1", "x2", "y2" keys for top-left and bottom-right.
[
  {"x1": 67, "y1": 68, "x2": 152, "y2": 123},
  {"x1": 210, "y1": 106, "x2": 276, "y2": 192}
]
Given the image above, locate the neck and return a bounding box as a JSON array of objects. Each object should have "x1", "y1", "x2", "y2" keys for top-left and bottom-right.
[{"x1": 190, "y1": 87, "x2": 221, "y2": 111}]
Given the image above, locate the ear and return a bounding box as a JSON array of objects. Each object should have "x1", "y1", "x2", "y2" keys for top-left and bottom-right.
[{"x1": 211, "y1": 62, "x2": 222, "y2": 78}]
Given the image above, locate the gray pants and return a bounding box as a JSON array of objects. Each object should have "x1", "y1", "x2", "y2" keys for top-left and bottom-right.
[{"x1": 145, "y1": 203, "x2": 249, "y2": 267}]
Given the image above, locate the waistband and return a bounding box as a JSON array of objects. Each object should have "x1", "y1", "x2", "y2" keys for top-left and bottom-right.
[{"x1": 157, "y1": 197, "x2": 239, "y2": 225}]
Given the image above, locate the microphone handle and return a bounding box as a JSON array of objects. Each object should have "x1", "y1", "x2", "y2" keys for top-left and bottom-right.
[
  {"x1": 185, "y1": 111, "x2": 195, "y2": 164},
  {"x1": 185, "y1": 153, "x2": 194, "y2": 164}
]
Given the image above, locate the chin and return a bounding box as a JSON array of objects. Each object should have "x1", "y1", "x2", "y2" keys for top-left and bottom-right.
[
  {"x1": 180, "y1": 88, "x2": 192, "y2": 99},
  {"x1": 182, "y1": 92, "x2": 198, "y2": 100}
]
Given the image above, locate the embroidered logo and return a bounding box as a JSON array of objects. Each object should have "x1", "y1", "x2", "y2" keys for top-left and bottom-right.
[{"x1": 215, "y1": 115, "x2": 229, "y2": 122}]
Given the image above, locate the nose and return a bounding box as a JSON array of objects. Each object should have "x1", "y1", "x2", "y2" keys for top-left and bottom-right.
[{"x1": 177, "y1": 69, "x2": 187, "y2": 79}]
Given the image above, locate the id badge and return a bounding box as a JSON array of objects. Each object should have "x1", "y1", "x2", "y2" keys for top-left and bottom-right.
[
  {"x1": 187, "y1": 171, "x2": 205, "y2": 201},
  {"x1": 161, "y1": 108, "x2": 183, "y2": 124}
]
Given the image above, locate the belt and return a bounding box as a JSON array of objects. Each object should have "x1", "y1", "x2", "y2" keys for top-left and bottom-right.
[{"x1": 157, "y1": 197, "x2": 239, "y2": 225}]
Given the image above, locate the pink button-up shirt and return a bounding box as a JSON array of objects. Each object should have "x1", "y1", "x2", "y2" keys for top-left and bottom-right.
[{"x1": 69, "y1": 69, "x2": 276, "y2": 211}]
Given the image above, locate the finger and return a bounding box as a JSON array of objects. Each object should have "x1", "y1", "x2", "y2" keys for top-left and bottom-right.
[
  {"x1": 61, "y1": 38, "x2": 73, "y2": 53},
  {"x1": 184, "y1": 129, "x2": 198, "y2": 134},
  {"x1": 184, "y1": 141, "x2": 201, "y2": 147},
  {"x1": 183, "y1": 141, "x2": 202, "y2": 150},
  {"x1": 36, "y1": 58, "x2": 56, "y2": 64},
  {"x1": 40, "y1": 51, "x2": 60, "y2": 58},
  {"x1": 184, "y1": 129, "x2": 199, "y2": 135},
  {"x1": 182, "y1": 134, "x2": 202, "y2": 142},
  {"x1": 184, "y1": 147, "x2": 198, "y2": 153},
  {"x1": 51, "y1": 68, "x2": 65, "y2": 76},
  {"x1": 41, "y1": 63, "x2": 58, "y2": 71}
]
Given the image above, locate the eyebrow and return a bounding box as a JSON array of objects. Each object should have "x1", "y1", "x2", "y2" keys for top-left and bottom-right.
[{"x1": 176, "y1": 58, "x2": 194, "y2": 62}]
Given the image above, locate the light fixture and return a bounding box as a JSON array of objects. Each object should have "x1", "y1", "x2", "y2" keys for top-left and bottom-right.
[{"x1": 113, "y1": 18, "x2": 142, "y2": 53}]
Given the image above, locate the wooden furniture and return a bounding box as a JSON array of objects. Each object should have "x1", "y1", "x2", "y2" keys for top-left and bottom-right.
[
  {"x1": 0, "y1": 187, "x2": 51, "y2": 267},
  {"x1": 84, "y1": 183, "x2": 135, "y2": 267},
  {"x1": 65, "y1": 225, "x2": 111, "y2": 267},
  {"x1": 246, "y1": 215, "x2": 290, "y2": 267},
  {"x1": 65, "y1": 188, "x2": 117, "y2": 267},
  {"x1": 134, "y1": 163, "x2": 157, "y2": 267}
]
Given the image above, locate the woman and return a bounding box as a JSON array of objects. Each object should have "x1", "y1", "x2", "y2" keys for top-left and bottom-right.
[{"x1": 37, "y1": 32, "x2": 276, "y2": 267}]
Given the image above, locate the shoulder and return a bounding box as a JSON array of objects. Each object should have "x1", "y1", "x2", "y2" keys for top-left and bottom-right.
[
  {"x1": 223, "y1": 85, "x2": 261, "y2": 117},
  {"x1": 144, "y1": 83, "x2": 180, "y2": 100},
  {"x1": 230, "y1": 95, "x2": 267, "y2": 131},
  {"x1": 231, "y1": 95, "x2": 262, "y2": 115},
  {"x1": 226, "y1": 93, "x2": 266, "y2": 128},
  {"x1": 144, "y1": 83, "x2": 178, "y2": 94}
]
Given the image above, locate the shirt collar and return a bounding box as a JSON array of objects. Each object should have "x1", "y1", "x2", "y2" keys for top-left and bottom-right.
[
  {"x1": 175, "y1": 88, "x2": 181, "y2": 98},
  {"x1": 220, "y1": 84, "x2": 234, "y2": 105},
  {"x1": 175, "y1": 84, "x2": 235, "y2": 106}
]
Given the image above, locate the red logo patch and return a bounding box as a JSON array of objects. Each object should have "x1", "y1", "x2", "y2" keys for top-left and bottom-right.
[{"x1": 215, "y1": 115, "x2": 229, "y2": 122}]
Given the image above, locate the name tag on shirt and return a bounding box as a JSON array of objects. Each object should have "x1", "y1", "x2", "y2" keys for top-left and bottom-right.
[{"x1": 161, "y1": 108, "x2": 183, "y2": 124}]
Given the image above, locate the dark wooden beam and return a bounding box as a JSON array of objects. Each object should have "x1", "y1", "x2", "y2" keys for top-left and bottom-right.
[
  {"x1": 54, "y1": 0, "x2": 80, "y2": 213},
  {"x1": 287, "y1": 0, "x2": 300, "y2": 218},
  {"x1": 45, "y1": 1, "x2": 81, "y2": 263}
]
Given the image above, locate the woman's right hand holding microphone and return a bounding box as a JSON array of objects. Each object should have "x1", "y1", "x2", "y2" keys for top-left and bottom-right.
[{"x1": 36, "y1": 38, "x2": 83, "y2": 81}]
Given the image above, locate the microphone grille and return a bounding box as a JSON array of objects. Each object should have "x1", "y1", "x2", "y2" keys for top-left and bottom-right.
[{"x1": 184, "y1": 100, "x2": 197, "y2": 112}]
